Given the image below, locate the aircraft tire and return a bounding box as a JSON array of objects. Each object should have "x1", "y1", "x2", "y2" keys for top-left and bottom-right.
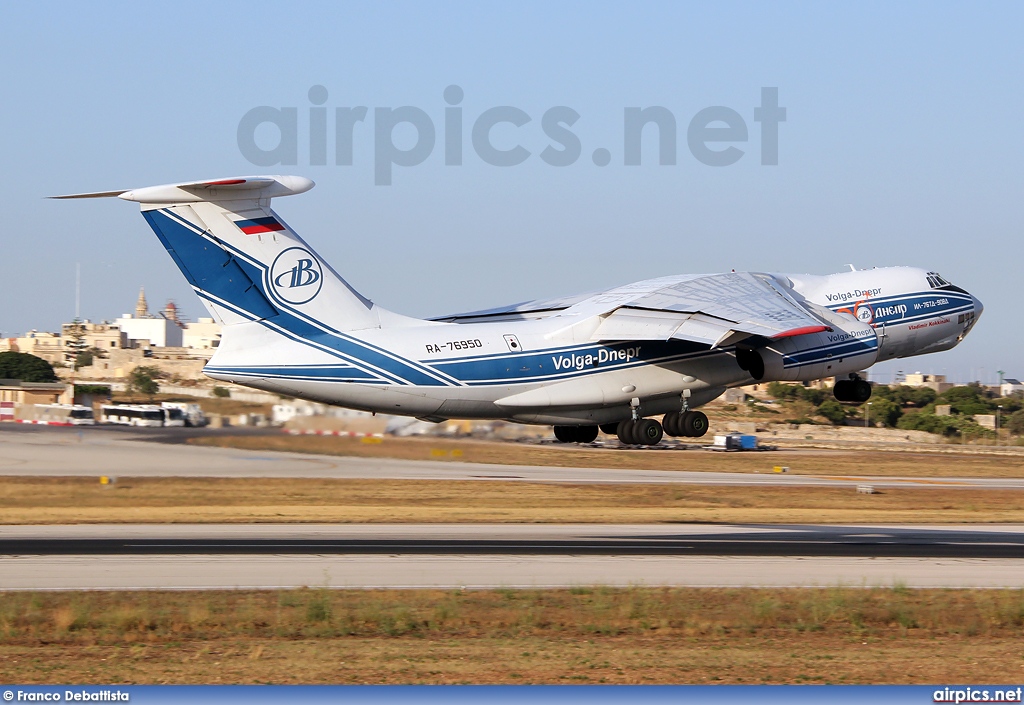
[
  {"x1": 599, "y1": 423, "x2": 620, "y2": 435},
  {"x1": 662, "y1": 412, "x2": 681, "y2": 437},
  {"x1": 681, "y1": 410, "x2": 709, "y2": 437},
  {"x1": 616, "y1": 420, "x2": 637, "y2": 445},
  {"x1": 576, "y1": 425, "x2": 599, "y2": 443},
  {"x1": 635, "y1": 418, "x2": 664, "y2": 445},
  {"x1": 553, "y1": 426, "x2": 576, "y2": 443},
  {"x1": 833, "y1": 380, "x2": 851, "y2": 402},
  {"x1": 852, "y1": 379, "x2": 872, "y2": 403}
]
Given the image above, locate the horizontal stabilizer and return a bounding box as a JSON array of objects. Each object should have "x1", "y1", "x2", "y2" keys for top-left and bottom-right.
[{"x1": 51, "y1": 176, "x2": 314, "y2": 204}]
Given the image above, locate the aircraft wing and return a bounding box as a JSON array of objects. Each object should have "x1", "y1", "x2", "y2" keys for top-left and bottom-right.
[
  {"x1": 429, "y1": 292, "x2": 593, "y2": 323},
  {"x1": 589, "y1": 272, "x2": 832, "y2": 347}
]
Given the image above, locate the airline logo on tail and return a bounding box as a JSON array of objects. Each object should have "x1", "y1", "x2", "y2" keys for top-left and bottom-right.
[{"x1": 270, "y1": 247, "x2": 323, "y2": 304}]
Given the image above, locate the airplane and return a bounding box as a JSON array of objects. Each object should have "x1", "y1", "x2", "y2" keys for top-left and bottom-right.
[{"x1": 55, "y1": 175, "x2": 983, "y2": 445}]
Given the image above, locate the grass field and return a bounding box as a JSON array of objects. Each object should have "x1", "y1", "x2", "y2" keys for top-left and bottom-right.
[
  {"x1": 2, "y1": 476, "x2": 1024, "y2": 524},
  {"x1": 188, "y1": 434, "x2": 1024, "y2": 477},
  {"x1": 2, "y1": 587, "x2": 1023, "y2": 684}
]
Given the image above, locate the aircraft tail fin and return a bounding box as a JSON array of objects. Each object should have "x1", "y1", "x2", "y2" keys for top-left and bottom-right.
[{"x1": 54, "y1": 176, "x2": 381, "y2": 332}]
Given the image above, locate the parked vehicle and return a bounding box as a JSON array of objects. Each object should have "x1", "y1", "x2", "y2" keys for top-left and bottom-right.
[
  {"x1": 19, "y1": 404, "x2": 96, "y2": 426},
  {"x1": 100, "y1": 404, "x2": 165, "y2": 427},
  {"x1": 160, "y1": 402, "x2": 208, "y2": 427}
]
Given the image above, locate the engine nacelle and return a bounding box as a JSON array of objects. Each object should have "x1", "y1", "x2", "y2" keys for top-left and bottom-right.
[{"x1": 736, "y1": 305, "x2": 878, "y2": 383}]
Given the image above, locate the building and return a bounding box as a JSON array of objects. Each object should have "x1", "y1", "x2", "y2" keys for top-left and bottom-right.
[
  {"x1": 114, "y1": 288, "x2": 183, "y2": 348},
  {"x1": 183, "y1": 318, "x2": 222, "y2": 349},
  {"x1": 1000, "y1": 379, "x2": 1024, "y2": 397},
  {"x1": 0, "y1": 331, "x2": 65, "y2": 366},
  {"x1": 60, "y1": 320, "x2": 127, "y2": 362},
  {"x1": 903, "y1": 372, "x2": 953, "y2": 393},
  {"x1": 0, "y1": 379, "x2": 73, "y2": 409}
]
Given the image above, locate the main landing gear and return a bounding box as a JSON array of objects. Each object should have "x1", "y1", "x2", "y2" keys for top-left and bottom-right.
[
  {"x1": 610, "y1": 410, "x2": 709, "y2": 445},
  {"x1": 833, "y1": 374, "x2": 872, "y2": 403},
  {"x1": 553, "y1": 394, "x2": 711, "y2": 447}
]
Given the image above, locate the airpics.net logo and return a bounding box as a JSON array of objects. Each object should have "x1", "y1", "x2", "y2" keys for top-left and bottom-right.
[{"x1": 237, "y1": 86, "x2": 786, "y2": 185}]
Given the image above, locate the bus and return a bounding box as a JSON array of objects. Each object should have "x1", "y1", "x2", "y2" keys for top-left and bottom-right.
[
  {"x1": 162, "y1": 406, "x2": 186, "y2": 427},
  {"x1": 100, "y1": 404, "x2": 166, "y2": 427},
  {"x1": 160, "y1": 402, "x2": 207, "y2": 427},
  {"x1": 20, "y1": 404, "x2": 96, "y2": 426}
]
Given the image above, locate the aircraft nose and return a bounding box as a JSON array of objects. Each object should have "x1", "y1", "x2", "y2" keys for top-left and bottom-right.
[{"x1": 972, "y1": 295, "x2": 984, "y2": 320}]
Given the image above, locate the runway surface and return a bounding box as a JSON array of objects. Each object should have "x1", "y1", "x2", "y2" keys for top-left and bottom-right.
[
  {"x1": 2, "y1": 524, "x2": 1023, "y2": 590},
  {"x1": 2, "y1": 425, "x2": 1023, "y2": 488},
  {"x1": 3, "y1": 523, "x2": 1024, "y2": 558}
]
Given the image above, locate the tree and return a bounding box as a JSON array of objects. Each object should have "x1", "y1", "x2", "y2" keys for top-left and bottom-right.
[
  {"x1": 1007, "y1": 409, "x2": 1024, "y2": 436},
  {"x1": 766, "y1": 381, "x2": 800, "y2": 400},
  {"x1": 904, "y1": 386, "x2": 937, "y2": 407},
  {"x1": 817, "y1": 399, "x2": 848, "y2": 425},
  {"x1": 937, "y1": 386, "x2": 993, "y2": 416},
  {"x1": 0, "y1": 351, "x2": 58, "y2": 382},
  {"x1": 212, "y1": 386, "x2": 230, "y2": 398},
  {"x1": 127, "y1": 366, "x2": 160, "y2": 397},
  {"x1": 865, "y1": 398, "x2": 902, "y2": 427},
  {"x1": 64, "y1": 319, "x2": 88, "y2": 369}
]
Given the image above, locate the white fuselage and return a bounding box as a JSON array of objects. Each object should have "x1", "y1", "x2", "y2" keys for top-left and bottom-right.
[{"x1": 204, "y1": 266, "x2": 981, "y2": 426}]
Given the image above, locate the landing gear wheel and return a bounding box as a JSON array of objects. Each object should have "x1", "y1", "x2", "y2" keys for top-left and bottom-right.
[
  {"x1": 634, "y1": 418, "x2": 664, "y2": 445},
  {"x1": 553, "y1": 425, "x2": 599, "y2": 443},
  {"x1": 663, "y1": 412, "x2": 681, "y2": 437},
  {"x1": 852, "y1": 379, "x2": 872, "y2": 403},
  {"x1": 616, "y1": 420, "x2": 637, "y2": 445},
  {"x1": 681, "y1": 410, "x2": 709, "y2": 437},
  {"x1": 599, "y1": 423, "x2": 620, "y2": 435},
  {"x1": 833, "y1": 380, "x2": 851, "y2": 401},
  {"x1": 834, "y1": 378, "x2": 872, "y2": 403},
  {"x1": 553, "y1": 426, "x2": 576, "y2": 443}
]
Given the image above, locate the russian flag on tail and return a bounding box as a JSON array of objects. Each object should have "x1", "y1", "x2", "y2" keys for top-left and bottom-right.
[{"x1": 235, "y1": 216, "x2": 285, "y2": 234}]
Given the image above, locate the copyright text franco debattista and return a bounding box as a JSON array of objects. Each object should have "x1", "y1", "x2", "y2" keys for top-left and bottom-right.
[{"x1": 3, "y1": 691, "x2": 129, "y2": 702}]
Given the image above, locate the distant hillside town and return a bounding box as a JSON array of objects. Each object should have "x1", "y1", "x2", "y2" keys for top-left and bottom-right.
[
  {"x1": 0, "y1": 288, "x2": 220, "y2": 382},
  {"x1": 0, "y1": 289, "x2": 1021, "y2": 444}
]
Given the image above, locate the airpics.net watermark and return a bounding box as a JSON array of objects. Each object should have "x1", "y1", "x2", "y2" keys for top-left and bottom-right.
[{"x1": 237, "y1": 86, "x2": 786, "y2": 185}]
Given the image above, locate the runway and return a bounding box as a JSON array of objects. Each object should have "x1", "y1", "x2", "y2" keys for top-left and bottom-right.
[
  {"x1": 2, "y1": 524, "x2": 1023, "y2": 590},
  {"x1": 2, "y1": 425, "x2": 1023, "y2": 488},
  {"x1": 4, "y1": 523, "x2": 1024, "y2": 558}
]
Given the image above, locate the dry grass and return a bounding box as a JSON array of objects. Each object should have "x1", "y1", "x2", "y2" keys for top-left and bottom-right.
[
  {"x1": 189, "y1": 434, "x2": 1024, "y2": 477},
  {"x1": 2, "y1": 476, "x2": 1024, "y2": 524},
  {"x1": 1, "y1": 587, "x2": 1023, "y2": 683}
]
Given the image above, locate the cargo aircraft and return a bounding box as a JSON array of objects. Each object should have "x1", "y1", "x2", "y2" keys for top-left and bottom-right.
[{"x1": 55, "y1": 176, "x2": 983, "y2": 445}]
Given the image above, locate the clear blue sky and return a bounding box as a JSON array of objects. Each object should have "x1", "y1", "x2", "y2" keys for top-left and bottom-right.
[{"x1": 2, "y1": 1, "x2": 1021, "y2": 383}]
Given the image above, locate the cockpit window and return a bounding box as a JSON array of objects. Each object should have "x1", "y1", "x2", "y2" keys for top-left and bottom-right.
[{"x1": 926, "y1": 272, "x2": 950, "y2": 288}]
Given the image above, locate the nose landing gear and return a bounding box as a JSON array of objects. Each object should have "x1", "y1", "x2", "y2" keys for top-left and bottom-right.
[{"x1": 834, "y1": 374, "x2": 872, "y2": 403}]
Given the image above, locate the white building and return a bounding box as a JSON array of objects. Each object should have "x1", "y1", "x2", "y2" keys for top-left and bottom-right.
[
  {"x1": 115, "y1": 314, "x2": 182, "y2": 348},
  {"x1": 1001, "y1": 379, "x2": 1024, "y2": 397},
  {"x1": 903, "y1": 372, "x2": 953, "y2": 393},
  {"x1": 183, "y1": 318, "x2": 221, "y2": 349},
  {"x1": 113, "y1": 288, "x2": 183, "y2": 348}
]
